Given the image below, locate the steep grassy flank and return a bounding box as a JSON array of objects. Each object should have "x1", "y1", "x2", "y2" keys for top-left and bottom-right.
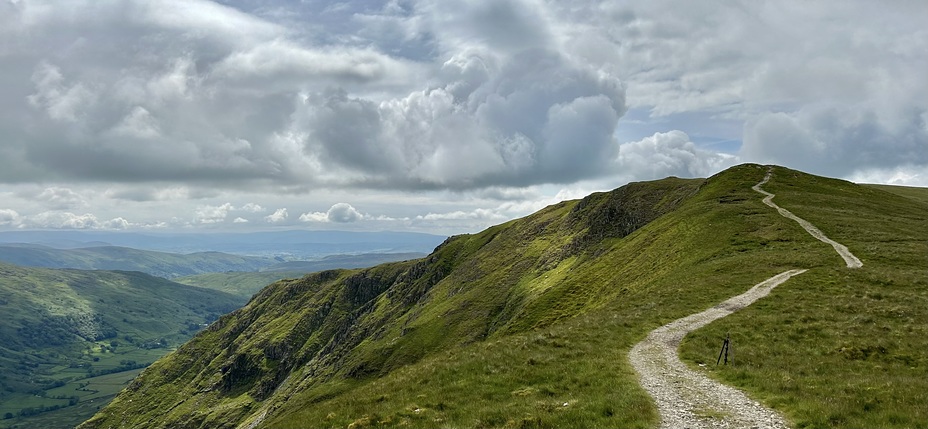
[
  {"x1": 80, "y1": 174, "x2": 710, "y2": 429},
  {"x1": 80, "y1": 165, "x2": 927, "y2": 429},
  {"x1": 0, "y1": 245, "x2": 274, "y2": 279},
  {"x1": 263, "y1": 164, "x2": 828, "y2": 429},
  {"x1": 681, "y1": 167, "x2": 928, "y2": 428},
  {"x1": 0, "y1": 263, "x2": 245, "y2": 429}
]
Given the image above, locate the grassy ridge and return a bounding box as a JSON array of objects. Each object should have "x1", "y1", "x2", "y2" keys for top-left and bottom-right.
[
  {"x1": 680, "y1": 167, "x2": 928, "y2": 428},
  {"x1": 265, "y1": 164, "x2": 829, "y2": 428},
  {"x1": 80, "y1": 165, "x2": 928, "y2": 429}
]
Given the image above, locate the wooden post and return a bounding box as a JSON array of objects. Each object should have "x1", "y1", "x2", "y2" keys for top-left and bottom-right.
[
  {"x1": 723, "y1": 332, "x2": 730, "y2": 365},
  {"x1": 717, "y1": 332, "x2": 731, "y2": 365}
]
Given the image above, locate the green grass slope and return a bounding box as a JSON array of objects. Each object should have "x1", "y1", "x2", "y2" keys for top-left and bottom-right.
[
  {"x1": 80, "y1": 165, "x2": 927, "y2": 429},
  {"x1": 864, "y1": 183, "x2": 928, "y2": 207},
  {"x1": 0, "y1": 245, "x2": 274, "y2": 279},
  {"x1": 0, "y1": 264, "x2": 245, "y2": 429},
  {"x1": 680, "y1": 169, "x2": 928, "y2": 428}
]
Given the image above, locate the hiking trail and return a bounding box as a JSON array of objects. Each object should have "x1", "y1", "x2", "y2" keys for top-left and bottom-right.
[{"x1": 628, "y1": 167, "x2": 862, "y2": 428}]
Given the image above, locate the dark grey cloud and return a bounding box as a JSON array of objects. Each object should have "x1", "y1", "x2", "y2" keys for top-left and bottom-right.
[
  {"x1": 742, "y1": 104, "x2": 928, "y2": 177},
  {"x1": 296, "y1": 48, "x2": 626, "y2": 189}
]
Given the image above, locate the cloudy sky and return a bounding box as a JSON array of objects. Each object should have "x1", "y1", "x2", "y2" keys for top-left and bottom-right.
[{"x1": 1, "y1": 0, "x2": 925, "y2": 235}]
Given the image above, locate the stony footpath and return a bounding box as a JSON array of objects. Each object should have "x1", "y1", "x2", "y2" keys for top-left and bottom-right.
[{"x1": 629, "y1": 167, "x2": 863, "y2": 428}]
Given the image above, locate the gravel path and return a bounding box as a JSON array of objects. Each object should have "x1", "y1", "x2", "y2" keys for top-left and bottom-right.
[
  {"x1": 628, "y1": 167, "x2": 864, "y2": 428},
  {"x1": 629, "y1": 269, "x2": 805, "y2": 429},
  {"x1": 752, "y1": 170, "x2": 863, "y2": 268}
]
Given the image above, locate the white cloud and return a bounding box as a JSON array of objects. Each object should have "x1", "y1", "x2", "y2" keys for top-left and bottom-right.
[
  {"x1": 30, "y1": 212, "x2": 99, "y2": 229},
  {"x1": 299, "y1": 211, "x2": 328, "y2": 223},
  {"x1": 102, "y1": 217, "x2": 130, "y2": 230},
  {"x1": 0, "y1": 209, "x2": 20, "y2": 226},
  {"x1": 617, "y1": 131, "x2": 738, "y2": 180},
  {"x1": 27, "y1": 62, "x2": 98, "y2": 122},
  {"x1": 194, "y1": 203, "x2": 233, "y2": 224},
  {"x1": 233, "y1": 217, "x2": 249, "y2": 223},
  {"x1": 326, "y1": 203, "x2": 364, "y2": 223},
  {"x1": 299, "y1": 203, "x2": 365, "y2": 223},
  {"x1": 417, "y1": 208, "x2": 506, "y2": 221},
  {"x1": 35, "y1": 187, "x2": 87, "y2": 210},
  {"x1": 264, "y1": 208, "x2": 288, "y2": 223},
  {"x1": 239, "y1": 203, "x2": 265, "y2": 213},
  {"x1": 848, "y1": 166, "x2": 928, "y2": 187},
  {"x1": 0, "y1": 0, "x2": 926, "y2": 235}
]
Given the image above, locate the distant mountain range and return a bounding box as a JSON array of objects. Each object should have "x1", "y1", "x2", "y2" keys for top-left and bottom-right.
[
  {"x1": 0, "y1": 244, "x2": 273, "y2": 279},
  {"x1": 0, "y1": 230, "x2": 447, "y2": 259}
]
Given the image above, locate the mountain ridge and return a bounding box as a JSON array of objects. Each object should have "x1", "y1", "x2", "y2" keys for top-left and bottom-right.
[{"x1": 79, "y1": 164, "x2": 928, "y2": 429}]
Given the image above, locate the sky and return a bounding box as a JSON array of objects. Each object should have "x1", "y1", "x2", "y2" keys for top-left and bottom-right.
[{"x1": 0, "y1": 0, "x2": 926, "y2": 236}]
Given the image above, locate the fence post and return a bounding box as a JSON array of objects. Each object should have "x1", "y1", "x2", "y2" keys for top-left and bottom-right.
[{"x1": 717, "y1": 332, "x2": 731, "y2": 365}]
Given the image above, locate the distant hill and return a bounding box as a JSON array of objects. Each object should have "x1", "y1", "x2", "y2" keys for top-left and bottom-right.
[
  {"x1": 0, "y1": 230, "x2": 447, "y2": 259},
  {"x1": 80, "y1": 165, "x2": 928, "y2": 429},
  {"x1": 262, "y1": 252, "x2": 426, "y2": 272},
  {"x1": 0, "y1": 262, "x2": 246, "y2": 429},
  {"x1": 0, "y1": 244, "x2": 275, "y2": 279},
  {"x1": 176, "y1": 252, "x2": 428, "y2": 298}
]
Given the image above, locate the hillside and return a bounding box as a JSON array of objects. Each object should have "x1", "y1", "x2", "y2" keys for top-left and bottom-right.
[
  {"x1": 80, "y1": 165, "x2": 928, "y2": 429},
  {"x1": 0, "y1": 263, "x2": 245, "y2": 429},
  {"x1": 0, "y1": 245, "x2": 275, "y2": 279}
]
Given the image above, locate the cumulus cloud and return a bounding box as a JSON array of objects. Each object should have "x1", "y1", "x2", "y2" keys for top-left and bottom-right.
[
  {"x1": 326, "y1": 203, "x2": 364, "y2": 223},
  {"x1": 299, "y1": 211, "x2": 327, "y2": 223},
  {"x1": 417, "y1": 208, "x2": 507, "y2": 221},
  {"x1": 194, "y1": 203, "x2": 234, "y2": 224},
  {"x1": 35, "y1": 187, "x2": 87, "y2": 210},
  {"x1": 296, "y1": 47, "x2": 626, "y2": 188},
  {"x1": 300, "y1": 203, "x2": 365, "y2": 223},
  {"x1": 0, "y1": 209, "x2": 21, "y2": 226},
  {"x1": 0, "y1": 0, "x2": 631, "y2": 192},
  {"x1": 0, "y1": 0, "x2": 926, "y2": 235},
  {"x1": 239, "y1": 203, "x2": 266, "y2": 213},
  {"x1": 264, "y1": 208, "x2": 288, "y2": 223},
  {"x1": 29, "y1": 212, "x2": 100, "y2": 229},
  {"x1": 617, "y1": 131, "x2": 738, "y2": 180}
]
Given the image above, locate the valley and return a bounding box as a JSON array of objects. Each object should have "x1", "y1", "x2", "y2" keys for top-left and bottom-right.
[
  {"x1": 0, "y1": 238, "x2": 437, "y2": 428},
  {"x1": 0, "y1": 264, "x2": 244, "y2": 429}
]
